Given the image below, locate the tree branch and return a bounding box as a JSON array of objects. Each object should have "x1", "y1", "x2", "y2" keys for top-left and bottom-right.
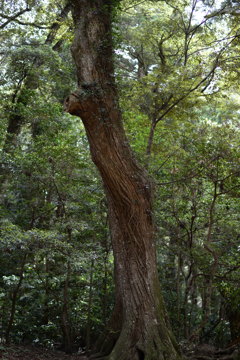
[
  {"x1": 0, "y1": 7, "x2": 31, "y2": 29},
  {"x1": 155, "y1": 34, "x2": 240, "y2": 124},
  {"x1": 45, "y1": 2, "x2": 71, "y2": 45}
]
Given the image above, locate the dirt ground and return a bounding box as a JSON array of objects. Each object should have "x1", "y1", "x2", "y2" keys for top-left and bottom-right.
[
  {"x1": 0, "y1": 345, "x2": 88, "y2": 360},
  {"x1": 1, "y1": 343, "x2": 239, "y2": 360}
]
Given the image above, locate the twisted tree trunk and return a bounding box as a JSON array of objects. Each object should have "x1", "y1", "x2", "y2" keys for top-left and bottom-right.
[{"x1": 65, "y1": 1, "x2": 183, "y2": 359}]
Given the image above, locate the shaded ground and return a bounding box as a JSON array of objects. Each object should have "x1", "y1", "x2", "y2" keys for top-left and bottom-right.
[
  {"x1": 186, "y1": 343, "x2": 240, "y2": 360},
  {"x1": 0, "y1": 343, "x2": 239, "y2": 360},
  {"x1": 0, "y1": 345, "x2": 88, "y2": 360}
]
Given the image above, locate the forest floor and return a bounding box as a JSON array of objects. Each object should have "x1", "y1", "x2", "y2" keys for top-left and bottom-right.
[
  {"x1": 0, "y1": 343, "x2": 239, "y2": 360},
  {"x1": 185, "y1": 343, "x2": 240, "y2": 360},
  {"x1": 0, "y1": 345, "x2": 88, "y2": 360}
]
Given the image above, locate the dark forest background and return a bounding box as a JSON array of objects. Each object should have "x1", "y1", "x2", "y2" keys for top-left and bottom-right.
[{"x1": 0, "y1": 0, "x2": 239, "y2": 355}]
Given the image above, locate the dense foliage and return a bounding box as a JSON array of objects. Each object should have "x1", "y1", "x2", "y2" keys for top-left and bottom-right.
[{"x1": 0, "y1": 0, "x2": 239, "y2": 354}]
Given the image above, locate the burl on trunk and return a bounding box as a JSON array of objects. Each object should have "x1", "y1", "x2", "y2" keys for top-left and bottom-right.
[{"x1": 64, "y1": 1, "x2": 183, "y2": 359}]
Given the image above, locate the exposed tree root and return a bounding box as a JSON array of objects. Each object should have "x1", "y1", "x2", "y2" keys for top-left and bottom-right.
[
  {"x1": 88, "y1": 318, "x2": 184, "y2": 360},
  {"x1": 187, "y1": 343, "x2": 240, "y2": 360}
]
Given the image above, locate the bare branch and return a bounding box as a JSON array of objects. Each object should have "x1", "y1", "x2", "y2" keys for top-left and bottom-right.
[
  {"x1": 205, "y1": 5, "x2": 240, "y2": 19},
  {"x1": 9, "y1": 19, "x2": 51, "y2": 29},
  {"x1": 0, "y1": 7, "x2": 31, "y2": 29}
]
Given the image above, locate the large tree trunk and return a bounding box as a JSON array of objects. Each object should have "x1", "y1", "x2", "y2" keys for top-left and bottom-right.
[{"x1": 65, "y1": 1, "x2": 183, "y2": 359}]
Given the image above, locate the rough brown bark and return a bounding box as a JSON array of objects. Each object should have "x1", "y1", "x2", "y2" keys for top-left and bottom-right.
[{"x1": 65, "y1": 1, "x2": 184, "y2": 359}]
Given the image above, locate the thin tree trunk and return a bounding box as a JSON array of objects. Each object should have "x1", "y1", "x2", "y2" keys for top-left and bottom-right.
[
  {"x1": 65, "y1": 1, "x2": 183, "y2": 359},
  {"x1": 5, "y1": 254, "x2": 27, "y2": 344},
  {"x1": 200, "y1": 181, "x2": 219, "y2": 336},
  {"x1": 176, "y1": 248, "x2": 182, "y2": 337},
  {"x1": 42, "y1": 258, "x2": 50, "y2": 325},
  {"x1": 183, "y1": 271, "x2": 191, "y2": 339},
  {"x1": 101, "y1": 249, "x2": 111, "y2": 326},
  {"x1": 1, "y1": 304, "x2": 4, "y2": 342},
  {"x1": 61, "y1": 260, "x2": 72, "y2": 354},
  {"x1": 86, "y1": 258, "x2": 95, "y2": 352},
  {"x1": 146, "y1": 119, "x2": 157, "y2": 156},
  {"x1": 225, "y1": 304, "x2": 240, "y2": 343},
  {"x1": 99, "y1": 229, "x2": 111, "y2": 327},
  {"x1": 189, "y1": 182, "x2": 219, "y2": 340}
]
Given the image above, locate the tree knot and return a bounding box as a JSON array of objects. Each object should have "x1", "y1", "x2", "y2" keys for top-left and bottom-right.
[
  {"x1": 64, "y1": 91, "x2": 83, "y2": 117},
  {"x1": 64, "y1": 84, "x2": 101, "y2": 117}
]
